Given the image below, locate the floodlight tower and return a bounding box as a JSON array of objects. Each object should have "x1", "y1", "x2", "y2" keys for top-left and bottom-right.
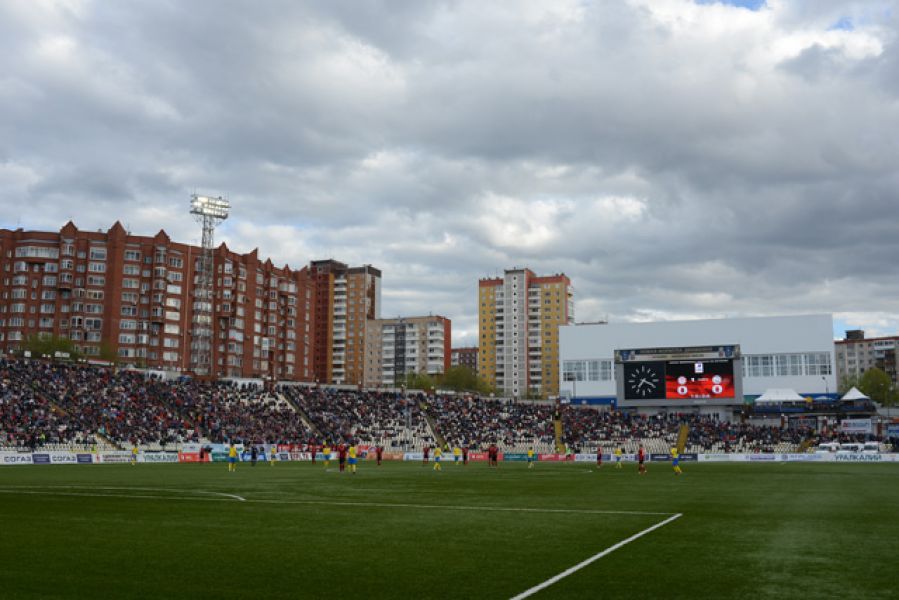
[{"x1": 189, "y1": 194, "x2": 230, "y2": 376}]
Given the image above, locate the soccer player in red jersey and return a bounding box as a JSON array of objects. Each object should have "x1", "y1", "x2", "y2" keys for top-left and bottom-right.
[
  {"x1": 337, "y1": 443, "x2": 347, "y2": 472},
  {"x1": 376, "y1": 446, "x2": 383, "y2": 466},
  {"x1": 637, "y1": 444, "x2": 647, "y2": 475},
  {"x1": 309, "y1": 439, "x2": 317, "y2": 465},
  {"x1": 596, "y1": 447, "x2": 603, "y2": 469},
  {"x1": 462, "y1": 446, "x2": 469, "y2": 466},
  {"x1": 422, "y1": 445, "x2": 430, "y2": 466}
]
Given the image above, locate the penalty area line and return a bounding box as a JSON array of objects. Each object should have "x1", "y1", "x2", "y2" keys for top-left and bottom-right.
[{"x1": 509, "y1": 512, "x2": 683, "y2": 600}]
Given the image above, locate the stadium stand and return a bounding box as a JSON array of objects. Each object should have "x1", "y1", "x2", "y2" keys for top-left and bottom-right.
[
  {"x1": 424, "y1": 395, "x2": 556, "y2": 453},
  {"x1": 0, "y1": 359, "x2": 890, "y2": 454},
  {"x1": 279, "y1": 385, "x2": 434, "y2": 450}
]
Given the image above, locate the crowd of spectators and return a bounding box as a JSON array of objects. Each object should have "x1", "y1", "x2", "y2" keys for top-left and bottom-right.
[
  {"x1": 563, "y1": 408, "x2": 828, "y2": 453},
  {"x1": 280, "y1": 386, "x2": 432, "y2": 450},
  {"x1": 0, "y1": 359, "x2": 310, "y2": 449},
  {"x1": 1, "y1": 360, "x2": 892, "y2": 453},
  {"x1": 425, "y1": 395, "x2": 555, "y2": 453}
]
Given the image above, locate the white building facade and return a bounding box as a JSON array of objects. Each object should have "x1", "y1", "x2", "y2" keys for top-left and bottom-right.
[{"x1": 560, "y1": 314, "x2": 835, "y2": 411}]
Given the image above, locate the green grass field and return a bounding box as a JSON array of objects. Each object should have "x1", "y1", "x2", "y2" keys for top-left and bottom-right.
[{"x1": 1, "y1": 461, "x2": 896, "y2": 599}]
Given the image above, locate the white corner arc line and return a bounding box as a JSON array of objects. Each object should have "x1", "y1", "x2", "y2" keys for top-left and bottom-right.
[{"x1": 509, "y1": 513, "x2": 683, "y2": 600}]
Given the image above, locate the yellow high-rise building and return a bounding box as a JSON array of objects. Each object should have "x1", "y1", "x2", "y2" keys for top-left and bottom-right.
[{"x1": 478, "y1": 268, "x2": 573, "y2": 398}]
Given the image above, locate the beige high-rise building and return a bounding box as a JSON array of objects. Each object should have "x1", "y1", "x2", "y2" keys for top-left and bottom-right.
[
  {"x1": 364, "y1": 315, "x2": 451, "y2": 387},
  {"x1": 478, "y1": 268, "x2": 573, "y2": 398}
]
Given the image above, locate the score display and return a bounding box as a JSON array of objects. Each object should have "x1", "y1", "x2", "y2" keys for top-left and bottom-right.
[
  {"x1": 664, "y1": 359, "x2": 735, "y2": 399},
  {"x1": 621, "y1": 358, "x2": 736, "y2": 401}
]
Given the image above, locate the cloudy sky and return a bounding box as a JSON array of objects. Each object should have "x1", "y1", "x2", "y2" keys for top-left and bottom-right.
[{"x1": 2, "y1": 0, "x2": 898, "y2": 345}]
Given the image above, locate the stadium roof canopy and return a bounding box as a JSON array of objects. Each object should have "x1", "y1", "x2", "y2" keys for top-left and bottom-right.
[
  {"x1": 840, "y1": 387, "x2": 870, "y2": 401},
  {"x1": 754, "y1": 388, "x2": 805, "y2": 403}
]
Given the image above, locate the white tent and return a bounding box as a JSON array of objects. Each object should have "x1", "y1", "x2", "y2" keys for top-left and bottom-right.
[
  {"x1": 840, "y1": 387, "x2": 870, "y2": 401},
  {"x1": 753, "y1": 388, "x2": 806, "y2": 404}
]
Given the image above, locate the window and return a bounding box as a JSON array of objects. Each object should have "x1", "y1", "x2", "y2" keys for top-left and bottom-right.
[
  {"x1": 15, "y1": 246, "x2": 59, "y2": 259},
  {"x1": 124, "y1": 250, "x2": 141, "y2": 261},
  {"x1": 89, "y1": 248, "x2": 107, "y2": 260},
  {"x1": 121, "y1": 292, "x2": 138, "y2": 303},
  {"x1": 118, "y1": 334, "x2": 136, "y2": 344},
  {"x1": 120, "y1": 320, "x2": 137, "y2": 330},
  {"x1": 84, "y1": 318, "x2": 102, "y2": 330},
  {"x1": 121, "y1": 306, "x2": 137, "y2": 317},
  {"x1": 806, "y1": 353, "x2": 832, "y2": 376},
  {"x1": 168, "y1": 257, "x2": 183, "y2": 268},
  {"x1": 87, "y1": 275, "x2": 105, "y2": 286},
  {"x1": 88, "y1": 262, "x2": 106, "y2": 273},
  {"x1": 164, "y1": 323, "x2": 179, "y2": 335},
  {"x1": 10, "y1": 303, "x2": 25, "y2": 313},
  {"x1": 123, "y1": 264, "x2": 140, "y2": 275},
  {"x1": 123, "y1": 279, "x2": 139, "y2": 289}
]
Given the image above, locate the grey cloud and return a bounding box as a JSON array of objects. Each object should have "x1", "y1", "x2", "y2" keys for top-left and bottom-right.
[{"x1": 2, "y1": 0, "x2": 899, "y2": 342}]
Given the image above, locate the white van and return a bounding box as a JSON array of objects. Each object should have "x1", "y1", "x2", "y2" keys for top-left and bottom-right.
[
  {"x1": 862, "y1": 441, "x2": 881, "y2": 454},
  {"x1": 838, "y1": 442, "x2": 865, "y2": 453},
  {"x1": 814, "y1": 442, "x2": 839, "y2": 453}
]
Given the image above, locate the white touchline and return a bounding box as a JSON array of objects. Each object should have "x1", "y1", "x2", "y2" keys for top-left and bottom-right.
[{"x1": 509, "y1": 512, "x2": 683, "y2": 600}]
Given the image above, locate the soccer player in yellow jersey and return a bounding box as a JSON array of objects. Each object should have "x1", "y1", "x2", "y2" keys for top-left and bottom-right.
[
  {"x1": 527, "y1": 447, "x2": 535, "y2": 468},
  {"x1": 453, "y1": 446, "x2": 461, "y2": 465},
  {"x1": 269, "y1": 446, "x2": 277, "y2": 466},
  {"x1": 433, "y1": 447, "x2": 442, "y2": 471},
  {"x1": 131, "y1": 444, "x2": 139, "y2": 466},
  {"x1": 671, "y1": 447, "x2": 682, "y2": 475},
  {"x1": 228, "y1": 442, "x2": 238, "y2": 472},
  {"x1": 348, "y1": 444, "x2": 358, "y2": 474},
  {"x1": 323, "y1": 443, "x2": 331, "y2": 468},
  {"x1": 614, "y1": 447, "x2": 623, "y2": 469}
]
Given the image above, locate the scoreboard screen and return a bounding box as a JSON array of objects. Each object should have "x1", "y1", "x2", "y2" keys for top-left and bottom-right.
[
  {"x1": 664, "y1": 359, "x2": 735, "y2": 399},
  {"x1": 616, "y1": 345, "x2": 742, "y2": 405}
]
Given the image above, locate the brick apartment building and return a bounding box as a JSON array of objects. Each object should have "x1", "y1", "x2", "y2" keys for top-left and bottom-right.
[
  {"x1": 451, "y1": 346, "x2": 478, "y2": 374},
  {"x1": 0, "y1": 221, "x2": 348, "y2": 382},
  {"x1": 308, "y1": 259, "x2": 381, "y2": 385}
]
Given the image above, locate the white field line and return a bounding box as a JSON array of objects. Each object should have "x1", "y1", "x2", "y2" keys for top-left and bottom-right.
[
  {"x1": 1, "y1": 485, "x2": 245, "y2": 502},
  {"x1": 509, "y1": 512, "x2": 683, "y2": 600},
  {"x1": 0, "y1": 486, "x2": 672, "y2": 516}
]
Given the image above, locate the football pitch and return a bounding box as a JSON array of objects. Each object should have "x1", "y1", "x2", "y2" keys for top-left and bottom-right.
[{"x1": 1, "y1": 461, "x2": 896, "y2": 599}]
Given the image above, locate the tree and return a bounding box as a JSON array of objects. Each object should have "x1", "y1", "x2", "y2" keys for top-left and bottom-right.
[
  {"x1": 402, "y1": 371, "x2": 435, "y2": 392},
  {"x1": 858, "y1": 367, "x2": 894, "y2": 405},
  {"x1": 20, "y1": 335, "x2": 80, "y2": 360},
  {"x1": 838, "y1": 373, "x2": 861, "y2": 395}
]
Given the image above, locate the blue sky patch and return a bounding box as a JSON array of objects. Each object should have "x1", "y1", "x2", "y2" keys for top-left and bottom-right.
[
  {"x1": 696, "y1": 0, "x2": 767, "y2": 10},
  {"x1": 829, "y1": 16, "x2": 854, "y2": 31}
]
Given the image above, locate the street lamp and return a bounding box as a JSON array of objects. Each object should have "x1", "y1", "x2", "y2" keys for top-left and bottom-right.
[{"x1": 822, "y1": 376, "x2": 829, "y2": 399}]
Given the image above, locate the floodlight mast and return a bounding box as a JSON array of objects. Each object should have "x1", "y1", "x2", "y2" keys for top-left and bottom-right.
[{"x1": 189, "y1": 194, "x2": 230, "y2": 377}]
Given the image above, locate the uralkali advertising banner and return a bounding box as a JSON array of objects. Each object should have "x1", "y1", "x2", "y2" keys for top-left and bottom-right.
[{"x1": 840, "y1": 419, "x2": 873, "y2": 434}]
